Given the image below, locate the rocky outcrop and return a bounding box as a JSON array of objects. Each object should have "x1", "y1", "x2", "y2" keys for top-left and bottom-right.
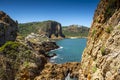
[
  {"x1": 0, "y1": 41, "x2": 48, "y2": 80},
  {"x1": 0, "y1": 33, "x2": 59, "y2": 80},
  {"x1": 0, "y1": 11, "x2": 18, "y2": 46},
  {"x1": 0, "y1": 28, "x2": 59, "y2": 80},
  {"x1": 79, "y1": 0, "x2": 120, "y2": 80},
  {"x1": 38, "y1": 20, "x2": 65, "y2": 39},
  {"x1": 35, "y1": 62, "x2": 81, "y2": 80},
  {"x1": 25, "y1": 33, "x2": 59, "y2": 54}
]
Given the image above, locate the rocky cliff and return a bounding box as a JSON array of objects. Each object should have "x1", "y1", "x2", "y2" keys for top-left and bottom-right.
[
  {"x1": 0, "y1": 11, "x2": 60, "y2": 80},
  {"x1": 0, "y1": 11, "x2": 18, "y2": 46},
  {"x1": 19, "y1": 20, "x2": 65, "y2": 39},
  {"x1": 0, "y1": 33, "x2": 59, "y2": 80},
  {"x1": 79, "y1": 0, "x2": 120, "y2": 80},
  {"x1": 38, "y1": 21, "x2": 65, "y2": 39}
]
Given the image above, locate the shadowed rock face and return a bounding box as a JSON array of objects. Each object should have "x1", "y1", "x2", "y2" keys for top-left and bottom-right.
[
  {"x1": 79, "y1": 0, "x2": 120, "y2": 80},
  {"x1": 0, "y1": 11, "x2": 18, "y2": 46},
  {"x1": 38, "y1": 21, "x2": 65, "y2": 39}
]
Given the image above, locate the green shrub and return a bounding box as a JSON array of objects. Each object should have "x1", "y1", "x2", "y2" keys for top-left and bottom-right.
[
  {"x1": 92, "y1": 29, "x2": 96, "y2": 37},
  {"x1": 105, "y1": 26, "x2": 113, "y2": 33},
  {"x1": 117, "y1": 26, "x2": 120, "y2": 29},
  {"x1": 0, "y1": 41, "x2": 34, "y2": 79},
  {"x1": 92, "y1": 66, "x2": 97, "y2": 73},
  {"x1": 100, "y1": 46, "x2": 106, "y2": 56},
  {"x1": 0, "y1": 41, "x2": 20, "y2": 52},
  {"x1": 23, "y1": 61, "x2": 30, "y2": 68}
]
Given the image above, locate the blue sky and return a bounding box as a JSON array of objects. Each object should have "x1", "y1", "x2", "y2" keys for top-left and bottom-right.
[{"x1": 0, "y1": 0, "x2": 100, "y2": 27}]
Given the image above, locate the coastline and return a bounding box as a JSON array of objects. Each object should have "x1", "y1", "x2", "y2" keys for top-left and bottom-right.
[{"x1": 65, "y1": 36, "x2": 88, "y2": 39}]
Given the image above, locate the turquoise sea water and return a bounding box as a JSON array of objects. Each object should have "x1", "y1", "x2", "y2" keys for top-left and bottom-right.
[{"x1": 49, "y1": 38, "x2": 87, "y2": 64}]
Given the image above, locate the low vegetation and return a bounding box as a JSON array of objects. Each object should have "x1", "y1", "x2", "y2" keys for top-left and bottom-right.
[
  {"x1": 91, "y1": 29, "x2": 96, "y2": 37},
  {"x1": 0, "y1": 41, "x2": 34, "y2": 80},
  {"x1": 19, "y1": 20, "x2": 57, "y2": 37},
  {"x1": 92, "y1": 66, "x2": 97, "y2": 73},
  {"x1": 100, "y1": 46, "x2": 106, "y2": 56},
  {"x1": 105, "y1": 26, "x2": 113, "y2": 33},
  {"x1": 19, "y1": 22, "x2": 41, "y2": 37},
  {"x1": 62, "y1": 25, "x2": 89, "y2": 38}
]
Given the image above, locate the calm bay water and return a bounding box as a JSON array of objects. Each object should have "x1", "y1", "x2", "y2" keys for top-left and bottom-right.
[{"x1": 49, "y1": 38, "x2": 87, "y2": 64}]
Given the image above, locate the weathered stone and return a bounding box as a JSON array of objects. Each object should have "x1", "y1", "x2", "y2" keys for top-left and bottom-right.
[
  {"x1": 38, "y1": 20, "x2": 65, "y2": 39},
  {"x1": 35, "y1": 62, "x2": 80, "y2": 80},
  {"x1": 0, "y1": 11, "x2": 18, "y2": 46},
  {"x1": 79, "y1": 0, "x2": 120, "y2": 80}
]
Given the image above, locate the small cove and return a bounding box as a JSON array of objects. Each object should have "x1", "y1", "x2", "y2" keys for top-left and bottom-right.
[{"x1": 49, "y1": 38, "x2": 87, "y2": 64}]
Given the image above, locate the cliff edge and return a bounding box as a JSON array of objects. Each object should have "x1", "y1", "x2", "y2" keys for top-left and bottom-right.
[
  {"x1": 79, "y1": 0, "x2": 120, "y2": 80},
  {"x1": 0, "y1": 11, "x2": 18, "y2": 46},
  {"x1": 38, "y1": 21, "x2": 65, "y2": 39}
]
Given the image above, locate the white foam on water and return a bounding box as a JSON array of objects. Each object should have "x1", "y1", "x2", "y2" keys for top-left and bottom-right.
[
  {"x1": 50, "y1": 60, "x2": 55, "y2": 63},
  {"x1": 70, "y1": 37, "x2": 78, "y2": 39},
  {"x1": 50, "y1": 46, "x2": 63, "y2": 52},
  {"x1": 50, "y1": 55, "x2": 58, "y2": 63},
  {"x1": 60, "y1": 46, "x2": 63, "y2": 49},
  {"x1": 65, "y1": 73, "x2": 78, "y2": 80},
  {"x1": 51, "y1": 55, "x2": 58, "y2": 59}
]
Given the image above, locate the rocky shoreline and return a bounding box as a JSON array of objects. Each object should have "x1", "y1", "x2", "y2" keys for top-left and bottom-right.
[
  {"x1": 25, "y1": 33, "x2": 81, "y2": 80},
  {"x1": 66, "y1": 37, "x2": 87, "y2": 39},
  {"x1": 0, "y1": 16, "x2": 80, "y2": 79},
  {"x1": 35, "y1": 62, "x2": 81, "y2": 80},
  {"x1": 17, "y1": 33, "x2": 81, "y2": 80}
]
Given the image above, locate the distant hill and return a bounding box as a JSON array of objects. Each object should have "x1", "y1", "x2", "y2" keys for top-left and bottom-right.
[
  {"x1": 18, "y1": 20, "x2": 65, "y2": 39},
  {"x1": 62, "y1": 25, "x2": 89, "y2": 38}
]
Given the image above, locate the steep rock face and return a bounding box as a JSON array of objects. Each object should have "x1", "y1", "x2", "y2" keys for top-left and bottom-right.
[
  {"x1": 38, "y1": 21, "x2": 65, "y2": 39},
  {"x1": 79, "y1": 0, "x2": 120, "y2": 80},
  {"x1": 0, "y1": 11, "x2": 18, "y2": 46}
]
